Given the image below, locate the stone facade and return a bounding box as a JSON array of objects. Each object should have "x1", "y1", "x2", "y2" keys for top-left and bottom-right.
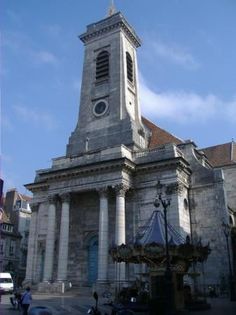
[
  {"x1": 24, "y1": 11, "x2": 235, "y2": 294},
  {"x1": 2, "y1": 189, "x2": 32, "y2": 285},
  {"x1": 0, "y1": 210, "x2": 22, "y2": 283}
]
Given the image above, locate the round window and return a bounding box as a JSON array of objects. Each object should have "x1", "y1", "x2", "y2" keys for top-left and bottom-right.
[{"x1": 93, "y1": 100, "x2": 108, "y2": 117}]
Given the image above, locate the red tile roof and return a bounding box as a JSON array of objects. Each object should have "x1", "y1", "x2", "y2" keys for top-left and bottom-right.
[
  {"x1": 1, "y1": 209, "x2": 10, "y2": 223},
  {"x1": 18, "y1": 193, "x2": 32, "y2": 201},
  {"x1": 141, "y1": 117, "x2": 235, "y2": 169},
  {"x1": 142, "y1": 117, "x2": 183, "y2": 149},
  {"x1": 202, "y1": 142, "x2": 236, "y2": 167}
]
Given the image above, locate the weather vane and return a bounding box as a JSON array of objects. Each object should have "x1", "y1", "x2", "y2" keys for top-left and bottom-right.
[{"x1": 107, "y1": 0, "x2": 116, "y2": 16}]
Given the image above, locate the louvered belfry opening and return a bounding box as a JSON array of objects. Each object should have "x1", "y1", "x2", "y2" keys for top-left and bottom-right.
[
  {"x1": 96, "y1": 51, "x2": 109, "y2": 80},
  {"x1": 126, "y1": 52, "x2": 133, "y2": 83}
]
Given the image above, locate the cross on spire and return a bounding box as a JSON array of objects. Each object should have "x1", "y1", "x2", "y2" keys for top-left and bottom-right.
[{"x1": 107, "y1": 0, "x2": 116, "y2": 16}]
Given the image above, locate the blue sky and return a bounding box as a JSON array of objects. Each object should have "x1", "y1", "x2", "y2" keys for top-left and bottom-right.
[{"x1": 1, "y1": 0, "x2": 236, "y2": 195}]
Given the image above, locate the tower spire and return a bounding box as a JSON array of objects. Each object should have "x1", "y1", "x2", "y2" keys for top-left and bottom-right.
[{"x1": 107, "y1": 0, "x2": 116, "y2": 16}]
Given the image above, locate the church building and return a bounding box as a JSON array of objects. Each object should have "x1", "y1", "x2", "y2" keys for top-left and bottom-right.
[{"x1": 24, "y1": 9, "x2": 236, "y2": 294}]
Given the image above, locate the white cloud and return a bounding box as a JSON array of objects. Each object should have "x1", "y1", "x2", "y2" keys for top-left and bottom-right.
[
  {"x1": 41, "y1": 24, "x2": 62, "y2": 37},
  {"x1": 139, "y1": 75, "x2": 233, "y2": 124},
  {"x1": 144, "y1": 37, "x2": 200, "y2": 70},
  {"x1": 13, "y1": 105, "x2": 57, "y2": 130},
  {"x1": 226, "y1": 97, "x2": 236, "y2": 122},
  {"x1": 32, "y1": 50, "x2": 58, "y2": 65},
  {"x1": 4, "y1": 31, "x2": 58, "y2": 66}
]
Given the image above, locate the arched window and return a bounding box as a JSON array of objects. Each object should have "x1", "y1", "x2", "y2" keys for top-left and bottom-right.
[
  {"x1": 96, "y1": 51, "x2": 109, "y2": 80},
  {"x1": 126, "y1": 52, "x2": 133, "y2": 83}
]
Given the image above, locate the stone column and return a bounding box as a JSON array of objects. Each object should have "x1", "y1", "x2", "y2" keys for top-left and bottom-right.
[
  {"x1": 24, "y1": 203, "x2": 39, "y2": 284},
  {"x1": 43, "y1": 195, "x2": 57, "y2": 282},
  {"x1": 115, "y1": 184, "x2": 128, "y2": 282},
  {"x1": 97, "y1": 188, "x2": 109, "y2": 283},
  {"x1": 57, "y1": 193, "x2": 70, "y2": 282}
]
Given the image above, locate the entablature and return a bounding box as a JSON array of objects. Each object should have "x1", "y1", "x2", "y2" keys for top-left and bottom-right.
[{"x1": 80, "y1": 12, "x2": 141, "y2": 48}]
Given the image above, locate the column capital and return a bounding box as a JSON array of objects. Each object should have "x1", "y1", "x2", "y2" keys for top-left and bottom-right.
[
  {"x1": 97, "y1": 187, "x2": 109, "y2": 198},
  {"x1": 60, "y1": 192, "x2": 71, "y2": 203},
  {"x1": 48, "y1": 194, "x2": 57, "y2": 204},
  {"x1": 30, "y1": 202, "x2": 40, "y2": 212},
  {"x1": 115, "y1": 184, "x2": 129, "y2": 197},
  {"x1": 165, "y1": 182, "x2": 184, "y2": 196}
]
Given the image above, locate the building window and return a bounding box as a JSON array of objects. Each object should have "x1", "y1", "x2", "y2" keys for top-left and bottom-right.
[
  {"x1": 0, "y1": 239, "x2": 4, "y2": 254},
  {"x1": 9, "y1": 240, "x2": 15, "y2": 256},
  {"x1": 96, "y1": 51, "x2": 109, "y2": 80},
  {"x1": 22, "y1": 200, "x2": 27, "y2": 209},
  {"x1": 2, "y1": 224, "x2": 13, "y2": 233},
  {"x1": 15, "y1": 200, "x2": 21, "y2": 210},
  {"x1": 126, "y1": 52, "x2": 133, "y2": 83},
  {"x1": 184, "y1": 198, "x2": 189, "y2": 210},
  {"x1": 93, "y1": 99, "x2": 109, "y2": 117}
]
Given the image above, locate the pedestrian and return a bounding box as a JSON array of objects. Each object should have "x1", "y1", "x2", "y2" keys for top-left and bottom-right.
[{"x1": 21, "y1": 287, "x2": 32, "y2": 315}]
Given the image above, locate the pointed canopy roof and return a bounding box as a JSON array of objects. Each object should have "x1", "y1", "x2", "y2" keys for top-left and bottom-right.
[
  {"x1": 110, "y1": 211, "x2": 210, "y2": 269},
  {"x1": 136, "y1": 211, "x2": 185, "y2": 246}
]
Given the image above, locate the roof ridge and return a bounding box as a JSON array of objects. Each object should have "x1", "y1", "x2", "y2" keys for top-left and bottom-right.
[
  {"x1": 142, "y1": 116, "x2": 183, "y2": 142},
  {"x1": 141, "y1": 116, "x2": 183, "y2": 148},
  {"x1": 201, "y1": 141, "x2": 233, "y2": 150}
]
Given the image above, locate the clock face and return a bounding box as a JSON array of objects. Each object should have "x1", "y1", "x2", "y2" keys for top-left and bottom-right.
[{"x1": 93, "y1": 100, "x2": 108, "y2": 117}]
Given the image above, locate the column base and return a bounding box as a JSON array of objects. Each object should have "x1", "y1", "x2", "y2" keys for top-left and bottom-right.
[
  {"x1": 37, "y1": 281, "x2": 71, "y2": 293},
  {"x1": 38, "y1": 281, "x2": 53, "y2": 293},
  {"x1": 52, "y1": 281, "x2": 72, "y2": 293}
]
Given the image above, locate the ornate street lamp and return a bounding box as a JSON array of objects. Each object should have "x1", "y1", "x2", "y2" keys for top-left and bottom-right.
[
  {"x1": 154, "y1": 180, "x2": 174, "y2": 313},
  {"x1": 222, "y1": 222, "x2": 236, "y2": 301}
]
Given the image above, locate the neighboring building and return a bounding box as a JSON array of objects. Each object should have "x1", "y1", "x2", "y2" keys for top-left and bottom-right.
[
  {"x1": 24, "y1": 10, "x2": 235, "y2": 294},
  {"x1": 4, "y1": 189, "x2": 32, "y2": 285},
  {"x1": 0, "y1": 209, "x2": 22, "y2": 282},
  {"x1": 203, "y1": 141, "x2": 236, "y2": 223},
  {"x1": 203, "y1": 141, "x2": 236, "y2": 281}
]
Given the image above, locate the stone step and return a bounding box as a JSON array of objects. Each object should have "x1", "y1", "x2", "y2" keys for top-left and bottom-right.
[{"x1": 68, "y1": 286, "x2": 93, "y2": 296}]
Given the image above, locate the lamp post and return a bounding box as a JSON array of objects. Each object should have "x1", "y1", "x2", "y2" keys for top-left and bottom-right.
[
  {"x1": 154, "y1": 181, "x2": 174, "y2": 314},
  {"x1": 222, "y1": 222, "x2": 236, "y2": 301}
]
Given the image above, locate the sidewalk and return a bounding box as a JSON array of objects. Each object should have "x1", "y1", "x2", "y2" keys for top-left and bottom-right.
[
  {"x1": 186, "y1": 297, "x2": 236, "y2": 315},
  {"x1": 1, "y1": 294, "x2": 236, "y2": 315}
]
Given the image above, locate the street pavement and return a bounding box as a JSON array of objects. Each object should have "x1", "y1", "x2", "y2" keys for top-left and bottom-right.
[
  {"x1": 0, "y1": 293, "x2": 107, "y2": 315},
  {"x1": 1, "y1": 293, "x2": 236, "y2": 315}
]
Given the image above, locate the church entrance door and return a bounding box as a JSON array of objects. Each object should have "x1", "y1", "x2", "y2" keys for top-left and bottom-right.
[
  {"x1": 88, "y1": 236, "x2": 98, "y2": 285},
  {"x1": 40, "y1": 250, "x2": 45, "y2": 282}
]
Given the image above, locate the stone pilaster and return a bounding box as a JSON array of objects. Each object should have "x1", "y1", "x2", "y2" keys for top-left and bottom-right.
[
  {"x1": 43, "y1": 195, "x2": 57, "y2": 282},
  {"x1": 57, "y1": 193, "x2": 70, "y2": 282},
  {"x1": 115, "y1": 184, "x2": 128, "y2": 245},
  {"x1": 24, "y1": 203, "x2": 39, "y2": 284},
  {"x1": 115, "y1": 184, "x2": 129, "y2": 282},
  {"x1": 97, "y1": 187, "x2": 109, "y2": 283}
]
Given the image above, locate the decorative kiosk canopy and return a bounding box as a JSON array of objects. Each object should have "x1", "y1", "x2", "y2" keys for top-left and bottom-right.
[{"x1": 110, "y1": 211, "x2": 210, "y2": 273}]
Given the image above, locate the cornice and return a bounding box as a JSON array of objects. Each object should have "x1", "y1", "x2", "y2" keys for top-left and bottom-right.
[
  {"x1": 136, "y1": 156, "x2": 191, "y2": 175},
  {"x1": 24, "y1": 158, "x2": 135, "y2": 193},
  {"x1": 80, "y1": 20, "x2": 141, "y2": 48},
  {"x1": 24, "y1": 182, "x2": 49, "y2": 194}
]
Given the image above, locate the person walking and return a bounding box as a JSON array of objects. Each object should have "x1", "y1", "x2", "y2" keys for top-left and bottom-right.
[{"x1": 21, "y1": 287, "x2": 32, "y2": 315}]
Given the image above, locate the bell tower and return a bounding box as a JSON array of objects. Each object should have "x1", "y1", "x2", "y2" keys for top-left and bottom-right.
[{"x1": 66, "y1": 11, "x2": 148, "y2": 157}]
